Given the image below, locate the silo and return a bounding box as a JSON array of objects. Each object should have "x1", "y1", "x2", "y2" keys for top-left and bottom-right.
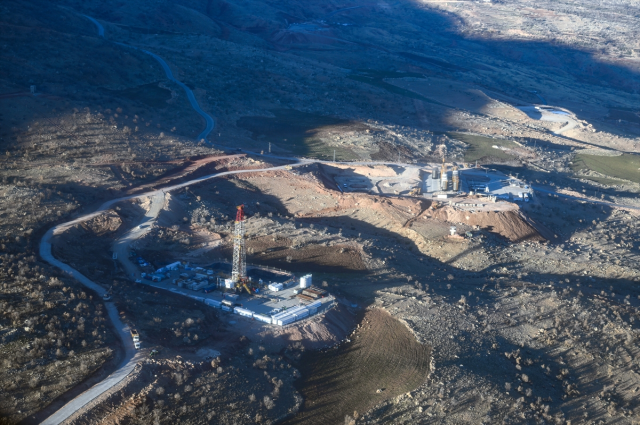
[
  {"x1": 452, "y1": 170, "x2": 460, "y2": 191},
  {"x1": 300, "y1": 274, "x2": 312, "y2": 288},
  {"x1": 441, "y1": 170, "x2": 449, "y2": 191},
  {"x1": 432, "y1": 167, "x2": 440, "y2": 180}
]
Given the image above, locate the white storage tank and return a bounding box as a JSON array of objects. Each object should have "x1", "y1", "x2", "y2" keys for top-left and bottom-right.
[{"x1": 299, "y1": 274, "x2": 313, "y2": 288}]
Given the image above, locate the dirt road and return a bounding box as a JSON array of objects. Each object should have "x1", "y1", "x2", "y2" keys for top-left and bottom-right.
[
  {"x1": 38, "y1": 10, "x2": 640, "y2": 425},
  {"x1": 82, "y1": 13, "x2": 215, "y2": 142},
  {"x1": 112, "y1": 191, "x2": 166, "y2": 278},
  {"x1": 39, "y1": 163, "x2": 296, "y2": 423}
]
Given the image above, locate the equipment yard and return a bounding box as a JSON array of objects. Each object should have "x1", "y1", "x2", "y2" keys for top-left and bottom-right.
[{"x1": 327, "y1": 162, "x2": 533, "y2": 202}]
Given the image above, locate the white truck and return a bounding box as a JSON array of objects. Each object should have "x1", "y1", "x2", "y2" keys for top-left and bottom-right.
[{"x1": 130, "y1": 329, "x2": 141, "y2": 349}]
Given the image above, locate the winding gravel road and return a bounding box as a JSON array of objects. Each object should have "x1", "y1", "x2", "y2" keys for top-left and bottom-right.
[
  {"x1": 40, "y1": 163, "x2": 295, "y2": 424},
  {"x1": 39, "y1": 11, "x2": 639, "y2": 425},
  {"x1": 83, "y1": 15, "x2": 215, "y2": 142}
]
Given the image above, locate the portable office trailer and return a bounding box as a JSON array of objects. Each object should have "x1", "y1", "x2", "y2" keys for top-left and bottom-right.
[
  {"x1": 306, "y1": 300, "x2": 321, "y2": 314},
  {"x1": 293, "y1": 308, "x2": 309, "y2": 320},
  {"x1": 205, "y1": 299, "x2": 221, "y2": 308},
  {"x1": 275, "y1": 306, "x2": 304, "y2": 318},
  {"x1": 276, "y1": 314, "x2": 295, "y2": 326},
  {"x1": 234, "y1": 307, "x2": 254, "y2": 318},
  {"x1": 254, "y1": 314, "x2": 272, "y2": 324},
  {"x1": 272, "y1": 310, "x2": 296, "y2": 321},
  {"x1": 307, "y1": 300, "x2": 322, "y2": 309},
  {"x1": 157, "y1": 261, "x2": 181, "y2": 273}
]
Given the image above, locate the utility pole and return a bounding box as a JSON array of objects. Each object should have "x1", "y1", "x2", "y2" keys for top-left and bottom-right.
[
  {"x1": 269, "y1": 142, "x2": 271, "y2": 153},
  {"x1": 333, "y1": 150, "x2": 336, "y2": 162}
]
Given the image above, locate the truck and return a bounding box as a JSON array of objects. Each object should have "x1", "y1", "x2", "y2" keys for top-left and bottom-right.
[{"x1": 130, "y1": 329, "x2": 140, "y2": 342}]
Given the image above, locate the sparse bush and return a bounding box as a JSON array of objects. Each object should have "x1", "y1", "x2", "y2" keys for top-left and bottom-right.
[{"x1": 263, "y1": 395, "x2": 275, "y2": 410}]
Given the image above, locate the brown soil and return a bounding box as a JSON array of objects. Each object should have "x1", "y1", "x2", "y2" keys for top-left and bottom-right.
[
  {"x1": 432, "y1": 206, "x2": 544, "y2": 242},
  {"x1": 258, "y1": 304, "x2": 359, "y2": 350},
  {"x1": 246, "y1": 236, "x2": 367, "y2": 273},
  {"x1": 286, "y1": 308, "x2": 431, "y2": 425}
]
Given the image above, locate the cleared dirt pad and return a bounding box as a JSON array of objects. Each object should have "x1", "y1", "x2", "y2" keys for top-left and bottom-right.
[
  {"x1": 287, "y1": 308, "x2": 431, "y2": 425},
  {"x1": 432, "y1": 206, "x2": 544, "y2": 242}
]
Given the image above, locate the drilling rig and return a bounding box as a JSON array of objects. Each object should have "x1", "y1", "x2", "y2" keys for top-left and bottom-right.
[{"x1": 231, "y1": 205, "x2": 253, "y2": 295}]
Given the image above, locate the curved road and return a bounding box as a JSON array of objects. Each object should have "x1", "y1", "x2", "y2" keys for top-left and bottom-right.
[
  {"x1": 40, "y1": 164, "x2": 296, "y2": 424},
  {"x1": 83, "y1": 15, "x2": 215, "y2": 142},
  {"x1": 40, "y1": 11, "x2": 640, "y2": 425}
]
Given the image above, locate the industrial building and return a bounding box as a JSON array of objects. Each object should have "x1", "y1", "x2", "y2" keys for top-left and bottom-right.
[{"x1": 133, "y1": 204, "x2": 335, "y2": 327}]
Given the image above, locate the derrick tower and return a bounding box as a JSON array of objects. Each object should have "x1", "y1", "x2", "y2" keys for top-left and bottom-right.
[{"x1": 231, "y1": 205, "x2": 246, "y2": 283}]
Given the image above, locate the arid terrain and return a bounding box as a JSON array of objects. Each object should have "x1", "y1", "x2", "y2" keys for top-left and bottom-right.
[{"x1": 1, "y1": 0, "x2": 640, "y2": 424}]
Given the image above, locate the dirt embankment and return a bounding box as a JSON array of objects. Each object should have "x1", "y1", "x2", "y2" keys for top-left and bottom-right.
[
  {"x1": 286, "y1": 308, "x2": 431, "y2": 425},
  {"x1": 260, "y1": 304, "x2": 359, "y2": 351},
  {"x1": 52, "y1": 210, "x2": 124, "y2": 272},
  {"x1": 80, "y1": 210, "x2": 123, "y2": 236},
  {"x1": 432, "y1": 206, "x2": 544, "y2": 242}
]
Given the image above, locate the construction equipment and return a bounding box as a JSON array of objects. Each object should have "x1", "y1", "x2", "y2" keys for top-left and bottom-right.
[
  {"x1": 430, "y1": 201, "x2": 441, "y2": 210},
  {"x1": 409, "y1": 187, "x2": 422, "y2": 196}
]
